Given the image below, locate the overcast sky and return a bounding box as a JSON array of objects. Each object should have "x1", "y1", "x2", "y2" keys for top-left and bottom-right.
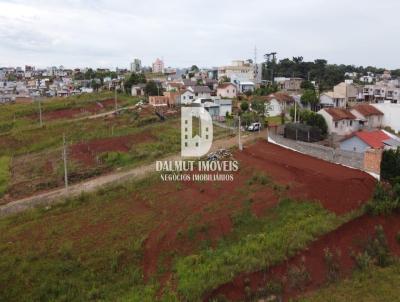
[{"x1": 0, "y1": 0, "x2": 399, "y2": 69}]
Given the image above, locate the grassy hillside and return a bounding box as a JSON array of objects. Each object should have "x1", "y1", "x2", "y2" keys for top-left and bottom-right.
[
  {"x1": 0, "y1": 156, "x2": 11, "y2": 197},
  {"x1": 0, "y1": 169, "x2": 345, "y2": 301},
  {"x1": 298, "y1": 261, "x2": 400, "y2": 302}
]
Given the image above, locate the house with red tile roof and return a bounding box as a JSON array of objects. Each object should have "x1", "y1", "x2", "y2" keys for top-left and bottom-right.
[
  {"x1": 350, "y1": 104, "x2": 383, "y2": 129},
  {"x1": 318, "y1": 108, "x2": 359, "y2": 135},
  {"x1": 340, "y1": 130, "x2": 400, "y2": 153}
]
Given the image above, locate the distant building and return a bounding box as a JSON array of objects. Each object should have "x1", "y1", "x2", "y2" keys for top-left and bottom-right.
[
  {"x1": 218, "y1": 60, "x2": 259, "y2": 83},
  {"x1": 274, "y1": 77, "x2": 303, "y2": 92},
  {"x1": 130, "y1": 58, "x2": 142, "y2": 73},
  {"x1": 152, "y1": 58, "x2": 164, "y2": 74},
  {"x1": 217, "y1": 83, "x2": 237, "y2": 98}
]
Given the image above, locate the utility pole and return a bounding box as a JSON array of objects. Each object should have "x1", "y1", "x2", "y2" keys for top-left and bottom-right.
[
  {"x1": 38, "y1": 98, "x2": 43, "y2": 127},
  {"x1": 114, "y1": 85, "x2": 118, "y2": 112},
  {"x1": 294, "y1": 101, "x2": 297, "y2": 123},
  {"x1": 63, "y1": 134, "x2": 68, "y2": 190},
  {"x1": 238, "y1": 116, "x2": 243, "y2": 151}
]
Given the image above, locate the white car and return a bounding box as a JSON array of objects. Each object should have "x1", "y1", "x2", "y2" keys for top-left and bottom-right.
[{"x1": 247, "y1": 122, "x2": 261, "y2": 132}]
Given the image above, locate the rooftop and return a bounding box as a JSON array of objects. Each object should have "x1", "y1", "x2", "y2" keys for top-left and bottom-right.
[
  {"x1": 352, "y1": 104, "x2": 384, "y2": 116},
  {"x1": 324, "y1": 108, "x2": 356, "y2": 121}
]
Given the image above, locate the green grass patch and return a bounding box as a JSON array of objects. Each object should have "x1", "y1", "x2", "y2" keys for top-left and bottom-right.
[
  {"x1": 175, "y1": 199, "x2": 345, "y2": 301},
  {"x1": 0, "y1": 156, "x2": 11, "y2": 197},
  {"x1": 297, "y1": 261, "x2": 400, "y2": 302}
]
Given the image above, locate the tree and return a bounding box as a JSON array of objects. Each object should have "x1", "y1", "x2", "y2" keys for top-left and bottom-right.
[
  {"x1": 381, "y1": 148, "x2": 400, "y2": 184},
  {"x1": 145, "y1": 80, "x2": 161, "y2": 96},
  {"x1": 219, "y1": 76, "x2": 231, "y2": 84},
  {"x1": 301, "y1": 89, "x2": 319, "y2": 111},
  {"x1": 124, "y1": 72, "x2": 146, "y2": 91},
  {"x1": 240, "y1": 101, "x2": 249, "y2": 112},
  {"x1": 251, "y1": 99, "x2": 266, "y2": 116},
  {"x1": 300, "y1": 80, "x2": 315, "y2": 90},
  {"x1": 190, "y1": 65, "x2": 199, "y2": 73},
  {"x1": 298, "y1": 109, "x2": 327, "y2": 135}
]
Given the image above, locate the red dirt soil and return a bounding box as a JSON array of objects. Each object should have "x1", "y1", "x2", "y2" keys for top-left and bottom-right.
[
  {"x1": 206, "y1": 213, "x2": 400, "y2": 302},
  {"x1": 235, "y1": 141, "x2": 376, "y2": 214},
  {"x1": 70, "y1": 132, "x2": 155, "y2": 166},
  {"x1": 141, "y1": 141, "x2": 376, "y2": 291},
  {"x1": 43, "y1": 99, "x2": 116, "y2": 120}
]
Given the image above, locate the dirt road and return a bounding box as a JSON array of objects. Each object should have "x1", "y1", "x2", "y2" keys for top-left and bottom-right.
[{"x1": 0, "y1": 130, "x2": 267, "y2": 217}]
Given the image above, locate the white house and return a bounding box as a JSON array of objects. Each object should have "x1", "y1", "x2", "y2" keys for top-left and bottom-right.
[
  {"x1": 372, "y1": 103, "x2": 400, "y2": 132},
  {"x1": 264, "y1": 93, "x2": 294, "y2": 117},
  {"x1": 217, "y1": 83, "x2": 237, "y2": 98},
  {"x1": 318, "y1": 108, "x2": 358, "y2": 135},
  {"x1": 350, "y1": 104, "x2": 383, "y2": 129},
  {"x1": 238, "y1": 81, "x2": 255, "y2": 93},
  {"x1": 319, "y1": 91, "x2": 346, "y2": 108},
  {"x1": 191, "y1": 98, "x2": 232, "y2": 120},
  {"x1": 180, "y1": 90, "x2": 195, "y2": 105},
  {"x1": 188, "y1": 86, "x2": 212, "y2": 98}
]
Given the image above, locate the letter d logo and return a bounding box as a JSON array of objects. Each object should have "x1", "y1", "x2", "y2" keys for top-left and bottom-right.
[{"x1": 181, "y1": 107, "x2": 213, "y2": 157}]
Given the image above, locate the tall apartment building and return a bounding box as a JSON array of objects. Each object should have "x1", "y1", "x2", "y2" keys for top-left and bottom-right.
[
  {"x1": 152, "y1": 58, "x2": 164, "y2": 74},
  {"x1": 130, "y1": 58, "x2": 142, "y2": 73},
  {"x1": 217, "y1": 60, "x2": 260, "y2": 84}
]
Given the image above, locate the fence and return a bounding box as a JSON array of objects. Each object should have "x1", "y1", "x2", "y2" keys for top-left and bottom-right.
[{"x1": 269, "y1": 132, "x2": 364, "y2": 170}]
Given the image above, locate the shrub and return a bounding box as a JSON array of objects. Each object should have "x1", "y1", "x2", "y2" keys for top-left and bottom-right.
[
  {"x1": 381, "y1": 147, "x2": 400, "y2": 183},
  {"x1": 365, "y1": 182, "x2": 400, "y2": 215},
  {"x1": 324, "y1": 248, "x2": 341, "y2": 282},
  {"x1": 287, "y1": 257, "x2": 310, "y2": 290},
  {"x1": 353, "y1": 251, "x2": 373, "y2": 271},
  {"x1": 365, "y1": 225, "x2": 392, "y2": 267}
]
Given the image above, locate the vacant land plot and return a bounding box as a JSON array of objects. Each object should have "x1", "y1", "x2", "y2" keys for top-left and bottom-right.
[
  {"x1": 209, "y1": 212, "x2": 400, "y2": 301},
  {"x1": 0, "y1": 141, "x2": 376, "y2": 301}
]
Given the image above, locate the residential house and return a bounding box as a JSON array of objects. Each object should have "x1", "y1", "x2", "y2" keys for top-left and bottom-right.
[
  {"x1": 264, "y1": 92, "x2": 295, "y2": 117},
  {"x1": 188, "y1": 86, "x2": 212, "y2": 98},
  {"x1": 340, "y1": 130, "x2": 400, "y2": 153},
  {"x1": 318, "y1": 108, "x2": 358, "y2": 135},
  {"x1": 362, "y1": 81, "x2": 400, "y2": 103},
  {"x1": 371, "y1": 103, "x2": 400, "y2": 132},
  {"x1": 333, "y1": 82, "x2": 360, "y2": 103},
  {"x1": 190, "y1": 98, "x2": 232, "y2": 120},
  {"x1": 238, "y1": 81, "x2": 255, "y2": 94},
  {"x1": 319, "y1": 91, "x2": 346, "y2": 108},
  {"x1": 214, "y1": 99, "x2": 233, "y2": 117},
  {"x1": 275, "y1": 77, "x2": 303, "y2": 92},
  {"x1": 350, "y1": 104, "x2": 383, "y2": 129},
  {"x1": 131, "y1": 84, "x2": 146, "y2": 96},
  {"x1": 217, "y1": 83, "x2": 237, "y2": 98},
  {"x1": 180, "y1": 90, "x2": 195, "y2": 105},
  {"x1": 166, "y1": 82, "x2": 184, "y2": 92}
]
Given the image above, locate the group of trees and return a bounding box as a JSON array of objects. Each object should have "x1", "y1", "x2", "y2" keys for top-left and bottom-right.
[
  {"x1": 289, "y1": 108, "x2": 328, "y2": 135},
  {"x1": 263, "y1": 56, "x2": 400, "y2": 91}
]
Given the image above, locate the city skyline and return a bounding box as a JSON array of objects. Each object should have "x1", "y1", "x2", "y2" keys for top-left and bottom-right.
[{"x1": 1, "y1": 0, "x2": 400, "y2": 69}]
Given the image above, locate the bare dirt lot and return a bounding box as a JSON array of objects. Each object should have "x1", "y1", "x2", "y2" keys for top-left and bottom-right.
[
  {"x1": 70, "y1": 132, "x2": 156, "y2": 166},
  {"x1": 42, "y1": 98, "x2": 116, "y2": 120},
  {"x1": 141, "y1": 140, "x2": 376, "y2": 285}
]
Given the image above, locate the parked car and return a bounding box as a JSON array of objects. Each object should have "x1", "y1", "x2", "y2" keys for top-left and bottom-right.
[{"x1": 247, "y1": 122, "x2": 261, "y2": 132}]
